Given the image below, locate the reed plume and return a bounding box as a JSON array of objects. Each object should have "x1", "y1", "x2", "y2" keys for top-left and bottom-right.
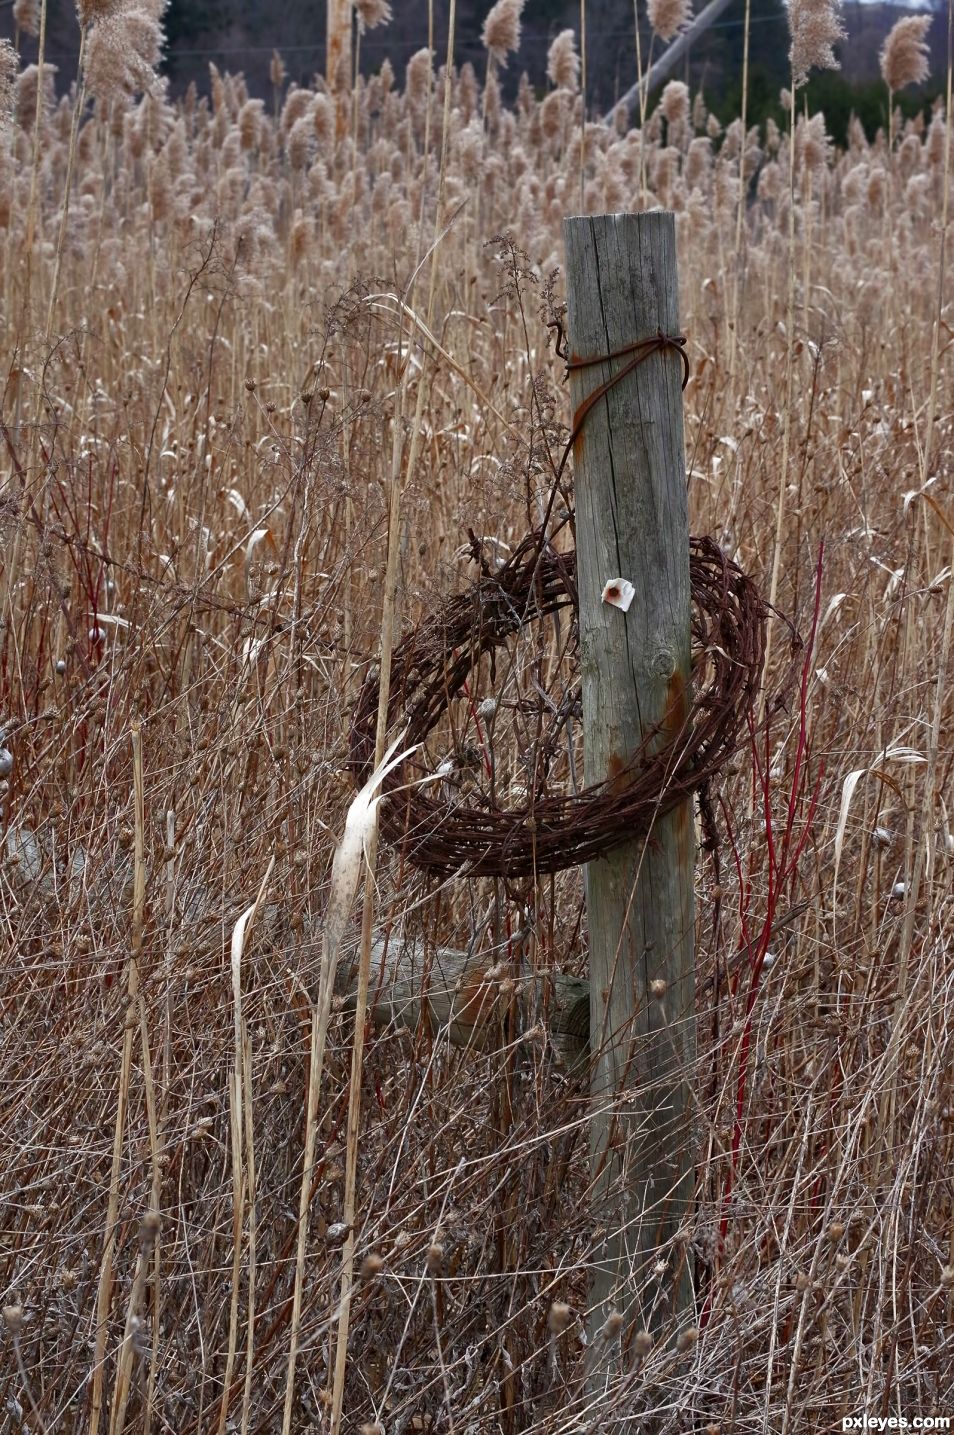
[
  {"x1": 482, "y1": 0, "x2": 524, "y2": 67},
  {"x1": 881, "y1": 15, "x2": 932, "y2": 94},
  {"x1": 546, "y1": 29, "x2": 579, "y2": 92},
  {"x1": 648, "y1": 0, "x2": 691, "y2": 44},
  {"x1": 0, "y1": 41, "x2": 17, "y2": 130},
  {"x1": 789, "y1": 0, "x2": 845, "y2": 87}
]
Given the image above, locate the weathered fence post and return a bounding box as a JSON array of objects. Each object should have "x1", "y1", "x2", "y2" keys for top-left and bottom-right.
[
  {"x1": 327, "y1": 0, "x2": 352, "y2": 93},
  {"x1": 563, "y1": 212, "x2": 695, "y2": 1355}
]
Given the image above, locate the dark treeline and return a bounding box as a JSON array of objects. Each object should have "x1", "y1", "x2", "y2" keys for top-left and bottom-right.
[{"x1": 2, "y1": 0, "x2": 947, "y2": 139}]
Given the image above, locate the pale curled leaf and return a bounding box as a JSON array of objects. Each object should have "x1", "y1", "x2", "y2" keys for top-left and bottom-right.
[
  {"x1": 602, "y1": 577, "x2": 635, "y2": 613},
  {"x1": 832, "y1": 745, "x2": 926, "y2": 907},
  {"x1": 323, "y1": 734, "x2": 418, "y2": 973}
]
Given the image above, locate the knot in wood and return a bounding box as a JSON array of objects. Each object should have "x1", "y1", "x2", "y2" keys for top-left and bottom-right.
[{"x1": 650, "y1": 648, "x2": 677, "y2": 678}]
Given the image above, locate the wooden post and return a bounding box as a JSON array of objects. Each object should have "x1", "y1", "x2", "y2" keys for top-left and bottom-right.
[
  {"x1": 563, "y1": 212, "x2": 695, "y2": 1353},
  {"x1": 606, "y1": 0, "x2": 736, "y2": 117},
  {"x1": 327, "y1": 0, "x2": 352, "y2": 93}
]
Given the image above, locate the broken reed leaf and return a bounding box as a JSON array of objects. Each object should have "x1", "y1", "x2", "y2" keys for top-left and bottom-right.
[
  {"x1": 323, "y1": 734, "x2": 418, "y2": 973},
  {"x1": 831, "y1": 744, "x2": 927, "y2": 906}
]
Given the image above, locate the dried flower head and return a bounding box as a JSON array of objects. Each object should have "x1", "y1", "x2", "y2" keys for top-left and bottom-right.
[
  {"x1": 789, "y1": 0, "x2": 845, "y2": 89},
  {"x1": 287, "y1": 114, "x2": 313, "y2": 171},
  {"x1": 14, "y1": 62, "x2": 57, "y2": 130},
  {"x1": 0, "y1": 41, "x2": 17, "y2": 132},
  {"x1": 238, "y1": 97, "x2": 264, "y2": 151},
  {"x1": 269, "y1": 49, "x2": 286, "y2": 90},
  {"x1": 546, "y1": 29, "x2": 579, "y2": 92},
  {"x1": 84, "y1": 5, "x2": 163, "y2": 102},
  {"x1": 795, "y1": 110, "x2": 831, "y2": 173},
  {"x1": 76, "y1": 0, "x2": 126, "y2": 23},
  {"x1": 540, "y1": 89, "x2": 566, "y2": 141},
  {"x1": 648, "y1": 0, "x2": 691, "y2": 44},
  {"x1": 685, "y1": 135, "x2": 711, "y2": 188},
  {"x1": 482, "y1": 0, "x2": 524, "y2": 67},
  {"x1": 406, "y1": 47, "x2": 432, "y2": 106},
  {"x1": 356, "y1": 0, "x2": 392, "y2": 32},
  {"x1": 281, "y1": 86, "x2": 311, "y2": 135},
  {"x1": 926, "y1": 111, "x2": 946, "y2": 166},
  {"x1": 13, "y1": 0, "x2": 39, "y2": 37},
  {"x1": 359, "y1": 1251, "x2": 385, "y2": 1279},
  {"x1": 660, "y1": 79, "x2": 689, "y2": 126},
  {"x1": 312, "y1": 91, "x2": 333, "y2": 143},
  {"x1": 880, "y1": 15, "x2": 931, "y2": 94}
]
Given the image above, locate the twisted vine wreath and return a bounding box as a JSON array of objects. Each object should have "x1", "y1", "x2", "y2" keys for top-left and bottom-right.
[{"x1": 349, "y1": 528, "x2": 768, "y2": 879}]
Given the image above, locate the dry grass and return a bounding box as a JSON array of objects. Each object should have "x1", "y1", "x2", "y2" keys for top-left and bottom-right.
[{"x1": 1, "y1": 33, "x2": 953, "y2": 1435}]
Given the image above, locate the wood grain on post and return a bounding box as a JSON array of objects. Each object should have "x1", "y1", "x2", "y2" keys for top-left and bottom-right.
[
  {"x1": 340, "y1": 939, "x2": 590, "y2": 1072},
  {"x1": 563, "y1": 212, "x2": 695, "y2": 1347}
]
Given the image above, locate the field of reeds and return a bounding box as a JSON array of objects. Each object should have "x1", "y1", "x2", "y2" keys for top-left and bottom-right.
[{"x1": 1, "y1": 4, "x2": 953, "y2": 1431}]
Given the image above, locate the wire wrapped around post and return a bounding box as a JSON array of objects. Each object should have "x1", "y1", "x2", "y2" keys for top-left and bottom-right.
[{"x1": 349, "y1": 531, "x2": 768, "y2": 878}]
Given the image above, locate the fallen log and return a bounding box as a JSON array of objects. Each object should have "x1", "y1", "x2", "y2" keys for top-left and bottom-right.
[{"x1": 341, "y1": 936, "x2": 590, "y2": 1074}]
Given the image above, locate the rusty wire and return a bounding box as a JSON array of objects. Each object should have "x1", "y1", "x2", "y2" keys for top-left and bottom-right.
[{"x1": 349, "y1": 530, "x2": 770, "y2": 878}]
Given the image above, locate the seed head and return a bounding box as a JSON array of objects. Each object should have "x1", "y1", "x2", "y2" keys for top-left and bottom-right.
[
  {"x1": 14, "y1": 0, "x2": 39, "y2": 35},
  {"x1": 15, "y1": 62, "x2": 58, "y2": 131},
  {"x1": 0, "y1": 42, "x2": 16, "y2": 132},
  {"x1": 356, "y1": 0, "x2": 392, "y2": 32},
  {"x1": 880, "y1": 15, "x2": 931, "y2": 94},
  {"x1": 139, "y1": 1210, "x2": 161, "y2": 1249},
  {"x1": 648, "y1": 0, "x2": 691, "y2": 44},
  {"x1": 84, "y1": 5, "x2": 164, "y2": 103},
  {"x1": 660, "y1": 79, "x2": 690, "y2": 126},
  {"x1": 77, "y1": 0, "x2": 125, "y2": 23},
  {"x1": 405, "y1": 47, "x2": 433, "y2": 106},
  {"x1": 482, "y1": 0, "x2": 524, "y2": 67},
  {"x1": 789, "y1": 0, "x2": 845, "y2": 89},
  {"x1": 548, "y1": 1300, "x2": 572, "y2": 1333},
  {"x1": 546, "y1": 29, "x2": 579, "y2": 92}
]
